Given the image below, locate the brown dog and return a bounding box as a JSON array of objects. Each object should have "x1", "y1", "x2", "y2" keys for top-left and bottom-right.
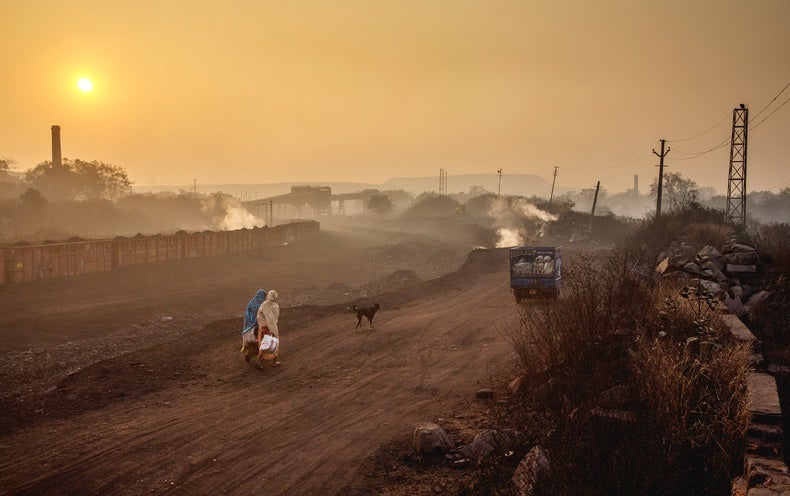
[{"x1": 352, "y1": 303, "x2": 380, "y2": 330}]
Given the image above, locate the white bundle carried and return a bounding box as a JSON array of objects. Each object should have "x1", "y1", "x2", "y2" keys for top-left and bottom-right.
[{"x1": 259, "y1": 334, "x2": 279, "y2": 355}]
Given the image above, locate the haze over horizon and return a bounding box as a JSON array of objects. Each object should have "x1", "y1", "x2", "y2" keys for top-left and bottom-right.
[{"x1": 2, "y1": 0, "x2": 789, "y2": 195}]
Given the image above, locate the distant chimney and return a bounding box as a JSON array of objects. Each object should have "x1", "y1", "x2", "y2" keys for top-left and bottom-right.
[
  {"x1": 633, "y1": 174, "x2": 639, "y2": 194},
  {"x1": 51, "y1": 125, "x2": 62, "y2": 167}
]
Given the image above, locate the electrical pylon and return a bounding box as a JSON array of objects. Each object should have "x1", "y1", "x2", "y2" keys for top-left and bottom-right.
[{"x1": 726, "y1": 105, "x2": 748, "y2": 226}]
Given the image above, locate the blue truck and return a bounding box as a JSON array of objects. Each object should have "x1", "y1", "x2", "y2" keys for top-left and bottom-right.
[{"x1": 509, "y1": 246, "x2": 562, "y2": 302}]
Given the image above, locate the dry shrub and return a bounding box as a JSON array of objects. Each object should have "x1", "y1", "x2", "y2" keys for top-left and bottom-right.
[
  {"x1": 503, "y1": 252, "x2": 751, "y2": 495},
  {"x1": 620, "y1": 207, "x2": 730, "y2": 260},
  {"x1": 630, "y1": 331, "x2": 751, "y2": 492},
  {"x1": 751, "y1": 222, "x2": 790, "y2": 270}
]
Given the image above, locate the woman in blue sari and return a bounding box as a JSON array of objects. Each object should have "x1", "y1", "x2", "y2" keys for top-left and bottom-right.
[{"x1": 241, "y1": 289, "x2": 266, "y2": 362}]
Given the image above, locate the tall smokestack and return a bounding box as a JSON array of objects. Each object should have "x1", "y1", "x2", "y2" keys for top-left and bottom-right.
[
  {"x1": 633, "y1": 174, "x2": 639, "y2": 194},
  {"x1": 51, "y1": 125, "x2": 62, "y2": 167}
]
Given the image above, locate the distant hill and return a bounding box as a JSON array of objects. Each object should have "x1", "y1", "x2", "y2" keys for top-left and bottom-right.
[{"x1": 132, "y1": 173, "x2": 555, "y2": 199}]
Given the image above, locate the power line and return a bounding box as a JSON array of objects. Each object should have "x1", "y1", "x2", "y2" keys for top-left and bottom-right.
[
  {"x1": 669, "y1": 137, "x2": 730, "y2": 161},
  {"x1": 752, "y1": 94, "x2": 790, "y2": 130},
  {"x1": 668, "y1": 112, "x2": 731, "y2": 143},
  {"x1": 752, "y1": 79, "x2": 790, "y2": 120}
]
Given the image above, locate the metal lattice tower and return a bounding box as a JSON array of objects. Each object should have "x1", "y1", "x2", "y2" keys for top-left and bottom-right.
[
  {"x1": 726, "y1": 105, "x2": 748, "y2": 225},
  {"x1": 439, "y1": 168, "x2": 447, "y2": 195}
]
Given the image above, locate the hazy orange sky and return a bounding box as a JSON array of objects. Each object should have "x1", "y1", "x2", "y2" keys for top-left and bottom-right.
[{"x1": 2, "y1": 0, "x2": 789, "y2": 193}]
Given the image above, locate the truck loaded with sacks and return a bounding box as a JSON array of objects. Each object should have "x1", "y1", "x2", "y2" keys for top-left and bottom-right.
[{"x1": 509, "y1": 246, "x2": 562, "y2": 302}]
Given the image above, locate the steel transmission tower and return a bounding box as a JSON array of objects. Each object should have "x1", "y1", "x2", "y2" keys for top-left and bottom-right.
[
  {"x1": 726, "y1": 105, "x2": 749, "y2": 226},
  {"x1": 439, "y1": 168, "x2": 447, "y2": 195}
]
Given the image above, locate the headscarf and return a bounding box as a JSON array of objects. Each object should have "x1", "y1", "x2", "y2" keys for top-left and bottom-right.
[
  {"x1": 243, "y1": 289, "x2": 266, "y2": 334},
  {"x1": 258, "y1": 290, "x2": 280, "y2": 337}
]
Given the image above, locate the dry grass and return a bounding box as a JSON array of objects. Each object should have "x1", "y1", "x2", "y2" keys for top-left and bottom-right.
[{"x1": 501, "y1": 252, "x2": 751, "y2": 495}]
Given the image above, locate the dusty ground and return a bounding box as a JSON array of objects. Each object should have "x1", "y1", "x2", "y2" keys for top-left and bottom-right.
[{"x1": 0, "y1": 220, "x2": 536, "y2": 496}]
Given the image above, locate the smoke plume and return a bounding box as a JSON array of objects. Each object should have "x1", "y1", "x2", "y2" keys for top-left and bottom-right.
[
  {"x1": 201, "y1": 194, "x2": 264, "y2": 230},
  {"x1": 488, "y1": 197, "x2": 557, "y2": 248}
]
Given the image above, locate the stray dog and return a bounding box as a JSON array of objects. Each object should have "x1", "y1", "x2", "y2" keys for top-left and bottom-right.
[{"x1": 350, "y1": 303, "x2": 380, "y2": 330}]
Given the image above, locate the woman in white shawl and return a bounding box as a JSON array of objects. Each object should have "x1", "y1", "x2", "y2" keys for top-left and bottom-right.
[{"x1": 256, "y1": 290, "x2": 280, "y2": 363}]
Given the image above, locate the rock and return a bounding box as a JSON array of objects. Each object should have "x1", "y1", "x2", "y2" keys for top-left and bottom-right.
[
  {"x1": 724, "y1": 294, "x2": 747, "y2": 317},
  {"x1": 694, "y1": 279, "x2": 725, "y2": 297},
  {"x1": 701, "y1": 261, "x2": 728, "y2": 282},
  {"x1": 683, "y1": 261, "x2": 702, "y2": 275},
  {"x1": 745, "y1": 291, "x2": 772, "y2": 313},
  {"x1": 454, "y1": 429, "x2": 512, "y2": 461},
  {"x1": 508, "y1": 376, "x2": 523, "y2": 396},
  {"x1": 723, "y1": 242, "x2": 757, "y2": 254},
  {"x1": 655, "y1": 257, "x2": 670, "y2": 274},
  {"x1": 698, "y1": 245, "x2": 724, "y2": 268},
  {"x1": 731, "y1": 476, "x2": 748, "y2": 496},
  {"x1": 475, "y1": 388, "x2": 495, "y2": 400},
  {"x1": 727, "y1": 264, "x2": 757, "y2": 274},
  {"x1": 512, "y1": 445, "x2": 550, "y2": 496},
  {"x1": 725, "y1": 251, "x2": 760, "y2": 265},
  {"x1": 413, "y1": 422, "x2": 454, "y2": 456}
]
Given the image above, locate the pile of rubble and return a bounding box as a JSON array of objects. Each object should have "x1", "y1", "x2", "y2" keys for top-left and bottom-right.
[{"x1": 656, "y1": 240, "x2": 771, "y2": 318}]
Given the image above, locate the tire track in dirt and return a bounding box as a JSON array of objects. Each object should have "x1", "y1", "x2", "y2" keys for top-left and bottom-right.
[{"x1": 0, "y1": 249, "x2": 521, "y2": 495}]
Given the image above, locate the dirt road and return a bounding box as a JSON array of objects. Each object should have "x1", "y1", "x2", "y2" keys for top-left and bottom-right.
[{"x1": 0, "y1": 227, "x2": 523, "y2": 495}]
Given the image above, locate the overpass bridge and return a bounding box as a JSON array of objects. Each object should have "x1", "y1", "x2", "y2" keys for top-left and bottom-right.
[{"x1": 243, "y1": 186, "x2": 380, "y2": 223}]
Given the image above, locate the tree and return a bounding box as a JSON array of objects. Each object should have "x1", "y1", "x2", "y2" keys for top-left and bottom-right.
[
  {"x1": 19, "y1": 188, "x2": 48, "y2": 208},
  {"x1": 367, "y1": 194, "x2": 395, "y2": 218},
  {"x1": 25, "y1": 158, "x2": 133, "y2": 201},
  {"x1": 650, "y1": 172, "x2": 699, "y2": 212},
  {"x1": 0, "y1": 157, "x2": 16, "y2": 179}
]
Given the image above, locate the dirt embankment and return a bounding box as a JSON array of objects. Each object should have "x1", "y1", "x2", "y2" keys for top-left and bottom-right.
[{"x1": 0, "y1": 223, "x2": 527, "y2": 496}]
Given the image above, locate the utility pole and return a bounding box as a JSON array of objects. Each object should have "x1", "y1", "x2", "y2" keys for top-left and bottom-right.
[
  {"x1": 652, "y1": 139, "x2": 670, "y2": 217},
  {"x1": 549, "y1": 166, "x2": 559, "y2": 206},
  {"x1": 589, "y1": 180, "x2": 600, "y2": 233},
  {"x1": 497, "y1": 168, "x2": 503, "y2": 196}
]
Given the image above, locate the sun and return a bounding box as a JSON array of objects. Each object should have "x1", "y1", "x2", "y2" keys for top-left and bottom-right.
[{"x1": 77, "y1": 78, "x2": 93, "y2": 92}]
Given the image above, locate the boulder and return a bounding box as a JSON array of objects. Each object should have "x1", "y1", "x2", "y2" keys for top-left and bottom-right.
[
  {"x1": 455, "y1": 429, "x2": 512, "y2": 461},
  {"x1": 701, "y1": 261, "x2": 728, "y2": 282},
  {"x1": 413, "y1": 422, "x2": 455, "y2": 456},
  {"x1": 727, "y1": 264, "x2": 757, "y2": 274},
  {"x1": 725, "y1": 251, "x2": 760, "y2": 265},
  {"x1": 723, "y1": 242, "x2": 757, "y2": 254},
  {"x1": 723, "y1": 294, "x2": 747, "y2": 317},
  {"x1": 655, "y1": 257, "x2": 670, "y2": 274},
  {"x1": 698, "y1": 245, "x2": 724, "y2": 268},
  {"x1": 683, "y1": 261, "x2": 702, "y2": 275},
  {"x1": 512, "y1": 445, "x2": 550, "y2": 496},
  {"x1": 745, "y1": 291, "x2": 772, "y2": 313},
  {"x1": 695, "y1": 279, "x2": 725, "y2": 297}
]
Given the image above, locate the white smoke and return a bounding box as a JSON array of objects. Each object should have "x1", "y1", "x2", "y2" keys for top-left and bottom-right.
[
  {"x1": 219, "y1": 206, "x2": 263, "y2": 230},
  {"x1": 201, "y1": 194, "x2": 264, "y2": 231},
  {"x1": 488, "y1": 197, "x2": 558, "y2": 248}
]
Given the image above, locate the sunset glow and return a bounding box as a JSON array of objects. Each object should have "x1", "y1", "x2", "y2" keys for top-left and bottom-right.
[
  {"x1": 1, "y1": 1, "x2": 788, "y2": 192},
  {"x1": 77, "y1": 78, "x2": 93, "y2": 92}
]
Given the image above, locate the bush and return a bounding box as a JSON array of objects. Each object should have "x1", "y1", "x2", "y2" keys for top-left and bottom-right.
[{"x1": 503, "y1": 252, "x2": 750, "y2": 495}]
